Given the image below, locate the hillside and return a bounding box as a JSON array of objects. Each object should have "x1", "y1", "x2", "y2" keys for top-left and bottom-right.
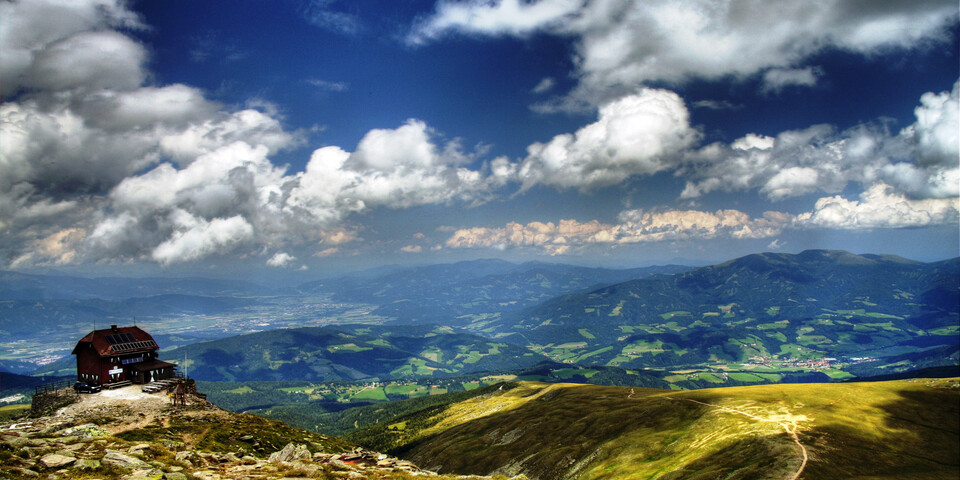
[
  {"x1": 350, "y1": 378, "x2": 960, "y2": 480},
  {"x1": 491, "y1": 250, "x2": 959, "y2": 376},
  {"x1": 160, "y1": 324, "x2": 549, "y2": 382},
  {"x1": 0, "y1": 384, "x2": 517, "y2": 479},
  {"x1": 299, "y1": 259, "x2": 691, "y2": 328}
]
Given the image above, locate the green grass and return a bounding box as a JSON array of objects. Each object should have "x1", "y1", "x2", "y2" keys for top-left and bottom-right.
[
  {"x1": 352, "y1": 387, "x2": 388, "y2": 401},
  {"x1": 356, "y1": 378, "x2": 960, "y2": 480},
  {"x1": 0, "y1": 404, "x2": 30, "y2": 421},
  {"x1": 728, "y1": 372, "x2": 764, "y2": 382},
  {"x1": 578, "y1": 328, "x2": 596, "y2": 339},
  {"x1": 659, "y1": 311, "x2": 691, "y2": 320}
]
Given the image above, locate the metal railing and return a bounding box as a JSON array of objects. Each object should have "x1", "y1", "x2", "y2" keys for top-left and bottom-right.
[{"x1": 34, "y1": 379, "x2": 74, "y2": 395}]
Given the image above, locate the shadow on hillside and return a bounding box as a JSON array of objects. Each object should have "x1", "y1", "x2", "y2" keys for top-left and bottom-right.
[
  {"x1": 396, "y1": 386, "x2": 712, "y2": 479},
  {"x1": 798, "y1": 384, "x2": 959, "y2": 479},
  {"x1": 656, "y1": 434, "x2": 800, "y2": 480}
]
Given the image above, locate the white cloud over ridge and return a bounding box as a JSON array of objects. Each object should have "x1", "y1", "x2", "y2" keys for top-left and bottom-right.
[
  {"x1": 411, "y1": 0, "x2": 956, "y2": 110},
  {"x1": 445, "y1": 208, "x2": 796, "y2": 255}
]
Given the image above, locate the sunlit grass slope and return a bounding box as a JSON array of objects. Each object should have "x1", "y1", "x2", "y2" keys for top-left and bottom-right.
[{"x1": 351, "y1": 378, "x2": 959, "y2": 479}]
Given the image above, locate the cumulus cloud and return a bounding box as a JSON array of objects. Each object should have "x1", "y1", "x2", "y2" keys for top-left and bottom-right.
[
  {"x1": 518, "y1": 88, "x2": 698, "y2": 190},
  {"x1": 0, "y1": 0, "x2": 504, "y2": 267},
  {"x1": 400, "y1": 245, "x2": 423, "y2": 253},
  {"x1": 796, "y1": 183, "x2": 959, "y2": 229},
  {"x1": 681, "y1": 81, "x2": 960, "y2": 201},
  {"x1": 410, "y1": 0, "x2": 956, "y2": 110},
  {"x1": 445, "y1": 208, "x2": 792, "y2": 254},
  {"x1": 150, "y1": 213, "x2": 254, "y2": 265},
  {"x1": 407, "y1": 0, "x2": 581, "y2": 45},
  {"x1": 267, "y1": 252, "x2": 297, "y2": 267}
]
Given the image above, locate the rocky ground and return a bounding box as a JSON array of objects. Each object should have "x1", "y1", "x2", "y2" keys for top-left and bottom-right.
[{"x1": 0, "y1": 386, "x2": 523, "y2": 480}]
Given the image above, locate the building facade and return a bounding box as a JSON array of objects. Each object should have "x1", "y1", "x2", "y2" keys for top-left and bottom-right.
[{"x1": 72, "y1": 325, "x2": 177, "y2": 386}]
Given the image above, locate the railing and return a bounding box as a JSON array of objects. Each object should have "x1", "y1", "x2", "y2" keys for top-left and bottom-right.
[{"x1": 35, "y1": 379, "x2": 74, "y2": 395}]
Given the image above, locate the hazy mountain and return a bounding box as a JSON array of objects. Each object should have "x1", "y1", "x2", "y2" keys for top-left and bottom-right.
[
  {"x1": 489, "y1": 250, "x2": 958, "y2": 370},
  {"x1": 160, "y1": 324, "x2": 549, "y2": 382},
  {"x1": 0, "y1": 270, "x2": 269, "y2": 300},
  {"x1": 300, "y1": 259, "x2": 691, "y2": 326}
]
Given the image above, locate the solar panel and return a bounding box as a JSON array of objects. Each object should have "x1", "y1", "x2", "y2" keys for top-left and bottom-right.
[{"x1": 109, "y1": 339, "x2": 157, "y2": 353}]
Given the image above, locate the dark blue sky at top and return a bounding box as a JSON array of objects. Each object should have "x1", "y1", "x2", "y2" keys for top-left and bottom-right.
[
  {"x1": 83, "y1": 0, "x2": 957, "y2": 276},
  {"x1": 132, "y1": 0, "x2": 958, "y2": 172}
]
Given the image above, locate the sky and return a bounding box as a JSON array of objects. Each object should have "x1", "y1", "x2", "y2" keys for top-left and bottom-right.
[{"x1": 1, "y1": 0, "x2": 958, "y2": 279}]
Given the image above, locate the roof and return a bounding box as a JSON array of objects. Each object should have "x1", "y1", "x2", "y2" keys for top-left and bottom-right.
[
  {"x1": 128, "y1": 359, "x2": 177, "y2": 372},
  {"x1": 71, "y1": 325, "x2": 159, "y2": 356}
]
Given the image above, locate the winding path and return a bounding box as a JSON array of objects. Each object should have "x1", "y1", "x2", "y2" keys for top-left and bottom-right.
[{"x1": 631, "y1": 389, "x2": 808, "y2": 480}]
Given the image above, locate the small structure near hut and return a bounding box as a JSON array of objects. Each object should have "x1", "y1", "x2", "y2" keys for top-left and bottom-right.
[{"x1": 72, "y1": 325, "x2": 177, "y2": 387}]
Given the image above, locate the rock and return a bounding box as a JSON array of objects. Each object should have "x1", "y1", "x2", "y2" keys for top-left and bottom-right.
[
  {"x1": 174, "y1": 451, "x2": 198, "y2": 466},
  {"x1": 61, "y1": 424, "x2": 109, "y2": 438},
  {"x1": 38, "y1": 454, "x2": 76, "y2": 469},
  {"x1": 102, "y1": 449, "x2": 151, "y2": 470},
  {"x1": 267, "y1": 442, "x2": 311, "y2": 463},
  {"x1": 163, "y1": 473, "x2": 189, "y2": 480},
  {"x1": 129, "y1": 443, "x2": 151, "y2": 453},
  {"x1": 74, "y1": 458, "x2": 101, "y2": 470},
  {"x1": 127, "y1": 467, "x2": 165, "y2": 479},
  {"x1": 15, "y1": 468, "x2": 40, "y2": 478}
]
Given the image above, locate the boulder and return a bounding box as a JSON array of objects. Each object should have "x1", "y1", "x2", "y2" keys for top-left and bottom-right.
[
  {"x1": 267, "y1": 442, "x2": 311, "y2": 463},
  {"x1": 163, "y1": 473, "x2": 189, "y2": 480},
  {"x1": 38, "y1": 454, "x2": 76, "y2": 469},
  {"x1": 74, "y1": 459, "x2": 101, "y2": 470},
  {"x1": 102, "y1": 449, "x2": 151, "y2": 470}
]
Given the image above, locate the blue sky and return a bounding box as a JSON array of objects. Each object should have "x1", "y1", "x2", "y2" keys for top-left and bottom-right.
[{"x1": 1, "y1": 0, "x2": 958, "y2": 278}]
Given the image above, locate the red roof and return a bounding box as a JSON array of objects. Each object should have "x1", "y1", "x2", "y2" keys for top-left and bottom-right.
[{"x1": 71, "y1": 325, "x2": 159, "y2": 357}]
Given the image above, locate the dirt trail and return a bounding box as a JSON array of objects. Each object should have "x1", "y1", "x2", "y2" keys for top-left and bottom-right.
[
  {"x1": 670, "y1": 396, "x2": 808, "y2": 480},
  {"x1": 630, "y1": 389, "x2": 809, "y2": 480}
]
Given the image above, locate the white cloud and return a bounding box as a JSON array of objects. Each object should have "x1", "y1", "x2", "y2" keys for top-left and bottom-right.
[
  {"x1": 411, "y1": 0, "x2": 956, "y2": 110},
  {"x1": 682, "y1": 81, "x2": 960, "y2": 201},
  {"x1": 518, "y1": 88, "x2": 697, "y2": 190},
  {"x1": 0, "y1": 0, "x2": 143, "y2": 95},
  {"x1": 761, "y1": 67, "x2": 820, "y2": 94},
  {"x1": 532, "y1": 77, "x2": 556, "y2": 94},
  {"x1": 797, "y1": 183, "x2": 959, "y2": 229},
  {"x1": 445, "y1": 208, "x2": 791, "y2": 254},
  {"x1": 267, "y1": 252, "x2": 297, "y2": 267},
  {"x1": 906, "y1": 80, "x2": 959, "y2": 168},
  {"x1": 407, "y1": 0, "x2": 582, "y2": 45},
  {"x1": 400, "y1": 245, "x2": 423, "y2": 253},
  {"x1": 151, "y1": 212, "x2": 254, "y2": 265}
]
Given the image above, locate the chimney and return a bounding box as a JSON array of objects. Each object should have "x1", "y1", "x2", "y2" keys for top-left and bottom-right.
[{"x1": 111, "y1": 324, "x2": 118, "y2": 332}]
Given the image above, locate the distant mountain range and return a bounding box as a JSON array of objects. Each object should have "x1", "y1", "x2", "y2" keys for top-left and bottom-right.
[
  {"x1": 159, "y1": 324, "x2": 549, "y2": 382},
  {"x1": 485, "y1": 250, "x2": 958, "y2": 372},
  {"x1": 298, "y1": 259, "x2": 691, "y2": 326},
  {"x1": 4, "y1": 250, "x2": 957, "y2": 383}
]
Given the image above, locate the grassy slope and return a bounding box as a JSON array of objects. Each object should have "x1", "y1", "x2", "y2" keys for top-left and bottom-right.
[{"x1": 352, "y1": 379, "x2": 959, "y2": 480}]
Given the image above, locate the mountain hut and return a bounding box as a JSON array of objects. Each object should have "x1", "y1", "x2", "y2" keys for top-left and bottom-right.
[{"x1": 71, "y1": 325, "x2": 177, "y2": 386}]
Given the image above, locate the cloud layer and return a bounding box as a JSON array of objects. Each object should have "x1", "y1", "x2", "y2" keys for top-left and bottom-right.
[
  {"x1": 1, "y1": 0, "x2": 957, "y2": 268},
  {"x1": 411, "y1": 0, "x2": 956, "y2": 109}
]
